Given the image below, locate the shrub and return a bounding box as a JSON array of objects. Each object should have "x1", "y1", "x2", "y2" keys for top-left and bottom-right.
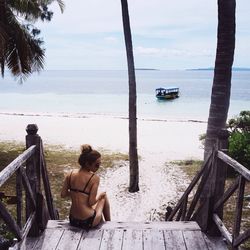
[{"x1": 228, "y1": 111, "x2": 250, "y2": 169}]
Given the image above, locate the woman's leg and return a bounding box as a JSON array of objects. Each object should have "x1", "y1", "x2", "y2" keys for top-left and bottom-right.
[
  {"x1": 92, "y1": 195, "x2": 111, "y2": 227},
  {"x1": 102, "y1": 195, "x2": 111, "y2": 221}
]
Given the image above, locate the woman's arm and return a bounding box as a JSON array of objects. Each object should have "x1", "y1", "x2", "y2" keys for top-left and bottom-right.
[
  {"x1": 61, "y1": 174, "x2": 70, "y2": 198},
  {"x1": 88, "y1": 176, "x2": 101, "y2": 206}
]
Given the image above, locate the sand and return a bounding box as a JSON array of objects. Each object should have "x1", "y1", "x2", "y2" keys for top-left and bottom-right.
[{"x1": 0, "y1": 113, "x2": 207, "y2": 221}]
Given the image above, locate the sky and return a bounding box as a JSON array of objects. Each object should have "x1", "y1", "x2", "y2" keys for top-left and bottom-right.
[{"x1": 37, "y1": 0, "x2": 250, "y2": 70}]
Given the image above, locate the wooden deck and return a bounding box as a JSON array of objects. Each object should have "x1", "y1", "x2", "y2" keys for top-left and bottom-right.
[{"x1": 14, "y1": 220, "x2": 228, "y2": 250}]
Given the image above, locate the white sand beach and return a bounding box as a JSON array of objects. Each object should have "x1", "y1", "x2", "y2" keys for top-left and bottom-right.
[{"x1": 0, "y1": 113, "x2": 207, "y2": 221}]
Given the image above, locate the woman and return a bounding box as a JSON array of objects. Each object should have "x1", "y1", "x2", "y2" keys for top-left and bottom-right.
[{"x1": 61, "y1": 144, "x2": 111, "y2": 229}]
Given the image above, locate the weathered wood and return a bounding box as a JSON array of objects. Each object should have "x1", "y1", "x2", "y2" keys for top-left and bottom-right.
[
  {"x1": 163, "y1": 230, "x2": 186, "y2": 250},
  {"x1": 143, "y1": 229, "x2": 165, "y2": 250},
  {"x1": 0, "y1": 201, "x2": 22, "y2": 240},
  {"x1": 167, "y1": 152, "x2": 212, "y2": 221},
  {"x1": 183, "y1": 230, "x2": 209, "y2": 250},
  {"x1": 25, "y1": 124, "x2": 41, "y2": 236},
  {"x1": 213, "y1": 176, "x2": 239, "y2": 212},
  {"x1": 217, "y1": 150, "x2": 250, "y2": 181},
  {"x1": 16, "y1": 167, "x2": 22, "y2": 227},
  {"x1": 21, "y1": 212, "x2": 36, "y2": 242},
  {"x1": 55, "y1": 227, "x2": 83, "y2": 250},
  {"x1": 186, "y1": 160, "x2": 212, "y2": 220},
  {"x1": 46, "y1": 220, "x2": 201, "y2": 231},
  {"x1": 203, "y1": 234, "x2": 228, "y2": 250},
  {"x1": 0, "y1": 145, "x2": 36, "y2": 187},
  {"x1": 77, "y1": 229, "x2": 103, "y2": 250},
  {"x1": 99, "y1": 229, "x2": 124, "y2": 250},
  {"x1": 232, "y1": 176, "x2": 245, "y2": 241},
  {"x1": 233, "y1": 229, "x2": 250, "y2": 247},
  {"x1": 11, "y1": 221, "x2": 230, "y2": 250},
  {"x1": 181, "y1": 197, "x2": 188, "y2": 221},
  {"x1": 40, "y1": 141, "x2": 58, "y2": 219},
  {"x1": 20, "y1": 167, "x2": 36, "y2": 210},
  {"x1": 212, "y1": 214, "x2": 232, "y2": 245},
  {"x1": 122, "y1": 229, "x2": 143, "y2": 250},
  {"x1": 32, "y1": 228, "x2": 64, "y2": 249}
]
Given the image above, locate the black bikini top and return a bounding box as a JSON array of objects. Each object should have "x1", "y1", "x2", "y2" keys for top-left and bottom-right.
[{"x1": 69, "y1": 171, "x2": 95, "y2": 196}]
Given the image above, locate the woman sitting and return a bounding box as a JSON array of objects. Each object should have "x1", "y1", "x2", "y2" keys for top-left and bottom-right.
[{"x1": 61, "y1": 144, "x2": 111, "y2": 230}]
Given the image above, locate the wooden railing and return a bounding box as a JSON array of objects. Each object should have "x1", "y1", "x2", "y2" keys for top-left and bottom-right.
[
  {"x1": 167, "y1": 129, "x2": 250, "y2": 249},
  {"x1": 0, "y1": 124, "x2": 58, "y2": 246}
]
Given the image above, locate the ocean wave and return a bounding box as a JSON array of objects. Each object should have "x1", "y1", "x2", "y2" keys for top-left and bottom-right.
[{"x1": 0, "y1": 111, "x2": 207, "y2": 123}]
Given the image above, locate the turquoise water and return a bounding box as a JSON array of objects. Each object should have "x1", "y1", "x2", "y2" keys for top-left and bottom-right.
[{"x1": 0, "y1": 70, "x2": 249, "y2": 120}]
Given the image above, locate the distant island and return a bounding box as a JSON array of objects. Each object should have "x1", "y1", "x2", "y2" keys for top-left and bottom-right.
[
  {"x1": 187, "y1": 67, "x2": 250, "y2": 71},
  {"x1": 135, "y1": 68, "x2": 159, "y2": 71}
]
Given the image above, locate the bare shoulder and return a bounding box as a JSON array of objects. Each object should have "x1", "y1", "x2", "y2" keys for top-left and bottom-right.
[{"x1": 92, "y1": 174, "x2": 100, "y2": 184}]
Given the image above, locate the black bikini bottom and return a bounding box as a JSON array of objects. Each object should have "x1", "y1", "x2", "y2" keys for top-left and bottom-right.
[{"x1": 69, "y1": 210, "x2": 96, "y2": 230}]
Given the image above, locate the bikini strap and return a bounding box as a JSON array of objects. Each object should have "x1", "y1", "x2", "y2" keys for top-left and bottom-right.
[{"x1": 82, "y1": 173, "x2": 95, "y2": 193}]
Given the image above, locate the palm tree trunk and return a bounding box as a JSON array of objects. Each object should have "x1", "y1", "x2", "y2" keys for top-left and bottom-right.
[
  {"x1": 204, "y1": 0, "x2": 236, "y2": 159},
  {"x1": 120, "y1": 0, "x2": 139, "y2": 192}
]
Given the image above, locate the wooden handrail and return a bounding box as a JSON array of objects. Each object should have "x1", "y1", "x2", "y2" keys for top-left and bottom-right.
[
  {"x1": 217, "y1": 150, "x2": 250, "y2": 181},
  {"x1": 169, "y1": 129, "x2": 250, "y2": 248},
  {"x1": 0, "y1": 124, "x2": 58, "y2": 246},
  {"x1": 0, "y1": 145, "x2": 36, "y2": 187}
]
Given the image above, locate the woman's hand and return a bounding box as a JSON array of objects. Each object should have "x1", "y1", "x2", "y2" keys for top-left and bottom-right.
[{"x1": 97, "y1": 192, "x2": 106, "y2": 200}]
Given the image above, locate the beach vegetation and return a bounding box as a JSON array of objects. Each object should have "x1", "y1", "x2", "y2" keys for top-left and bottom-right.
[
  {"x1": 0, "y1": 0, "x2": 64, "y2": 81},
  {"x1": 204, "y1": 0, "x2": 236, "y2": 159},
  {"x1": 120, "y1": 0, "x2": 139, "y2": 192},
  {"x1": 227, "y1": 111, "x2": 250, "y2": 171}
]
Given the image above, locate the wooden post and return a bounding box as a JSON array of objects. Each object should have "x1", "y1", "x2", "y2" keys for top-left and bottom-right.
[
  {"x1": 207, "y1": 128, "x2": 230, "y2": 236},
  {"x1": 25, "y1": 124, "x2": 41, "y2": 236}
]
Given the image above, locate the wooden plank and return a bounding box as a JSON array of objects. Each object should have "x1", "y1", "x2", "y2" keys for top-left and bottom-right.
[
  {"x1": 163, "y1": 230, "x2": 186, "y2": 250},
  {"x1": 99, "y1": 229, "x2": 124, "y2": 250},
  {"x1": 16, "y1": 167, "x2": 23, "y2": 227},
  {"x1": 212, "y1": 214, "x2": 232, "y2": 245},
  {"x1": 20, "y1": 167, "x2": 36, "y2": 209},
  {"x1": 0, "y1": 145, "x2": 36, "y2": 187},
  {"x1": 55, "y1": 227, "x2": 83, "y2": 250},
  {"x1": 122, "y1": 229, "x2": 143, "y2": 250},
  {"x1": 183, "y1": 230, "x2": 208, "y2": 250},
  {"x1": 33, "y1": 228, "x2": 64, "y2": 249},
  {"x1": 203, "y1": 234, "x2": 228, "y2": 250},
  {"x1": 46, "y1": 220, "x2": 201, "y2": 231},
  {"x1": 21, "y1": 212, "x2": 36, "y2": 240},
  {"x1": 233, "y1": 176, "x2": 245, "y2": 240},
  {"x1": 217, "y1": 151, "x2": 250, "y2": 181},
  {"x1": 185, "y1": 160, "x2": 212, "y2": 220},
  {"x1": 10, "y1": 237, "x2": 40, "y2": 250},
  {"x1": 77, "y1": 229, "x2": 103, "y2": 250},
  {"x1": 143, "y1": 229, "x2": 165, "y2": 250}
]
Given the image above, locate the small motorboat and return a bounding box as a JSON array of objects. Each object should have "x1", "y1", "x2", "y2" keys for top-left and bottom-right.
[{"x1": 155, "y1": 87, "x2": 179, "y2": 100}]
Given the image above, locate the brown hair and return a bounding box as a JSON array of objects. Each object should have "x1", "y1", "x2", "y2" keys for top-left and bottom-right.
[{"x1": 78, "y1": 144, "x2": 101, "y2": 168}]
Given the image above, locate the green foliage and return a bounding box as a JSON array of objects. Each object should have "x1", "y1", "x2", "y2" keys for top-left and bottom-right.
[{"x1": 228, "y1": 111, "x2": 250, "y2": 169}]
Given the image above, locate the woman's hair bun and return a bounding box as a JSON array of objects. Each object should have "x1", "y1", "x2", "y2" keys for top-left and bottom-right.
[{"x1": 80, "y1": 144, "x2": 92, "y2": 155}]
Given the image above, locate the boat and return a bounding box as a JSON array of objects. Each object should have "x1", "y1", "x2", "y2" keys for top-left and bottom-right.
[{"x1": 155, "y1": 87, "x2": 179, "y2": 100}]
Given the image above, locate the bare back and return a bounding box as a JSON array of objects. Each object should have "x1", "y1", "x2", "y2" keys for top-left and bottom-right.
[{"x1": 67, "y1": 170, "x2": 99, "y2": 219}]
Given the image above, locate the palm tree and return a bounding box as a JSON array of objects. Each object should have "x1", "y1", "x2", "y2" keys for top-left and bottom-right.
[
  {"x1": 204, "y1": 0, "x2": 236, "y2": 158},
  {"x1": 0, "y1": 0, "x2": 64, "y2": 80},
  {"x1": 120, "y1": 0, "x2": 139, "y2": 192}
]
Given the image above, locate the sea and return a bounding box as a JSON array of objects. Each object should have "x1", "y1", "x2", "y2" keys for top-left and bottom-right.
[{"x1": 0, "y1": 70, "x2": 249, "y2": 121}]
